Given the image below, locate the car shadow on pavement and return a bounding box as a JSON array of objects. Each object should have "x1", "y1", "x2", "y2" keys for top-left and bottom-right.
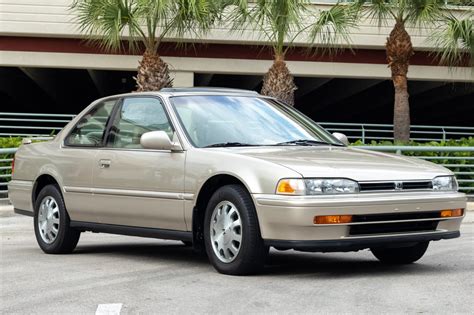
[
  {"x1": 73, "y1": 242, "x2": 210, "y2": 265},
  {"x1": 71, "y1": 241, "x2": 449, "y2": 277},
  {"x1": 263, "y1": 250, "x2": 449, "y2": 277}
]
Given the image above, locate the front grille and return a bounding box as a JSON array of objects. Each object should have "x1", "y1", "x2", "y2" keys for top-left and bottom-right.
[
  {"x1": 359, "y1": 182, "x2": 395, "y2": 191},
  {"x1": 349, "y1": 211, "x2": 441, "y2": 236},
  {"x1": 402, "y1": 181, "x2": 433, "y2": 190},
  {"x1": 359, "y1": 181, "x2": 433, "y2": 192}
]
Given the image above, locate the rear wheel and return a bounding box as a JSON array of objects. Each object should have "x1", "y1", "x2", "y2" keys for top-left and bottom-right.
[
  {"x1": 371, "y1": 242, "x2": 429, "y2": 264},
  {"x1": 204, "y1": 185, "x2": 267, "y2": 275},
  {"x1": 34, "y1": 184, "x2": 80, "y2": 254}
]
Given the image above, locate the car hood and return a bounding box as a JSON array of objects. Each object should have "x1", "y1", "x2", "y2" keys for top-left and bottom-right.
[{"x1": 218, "y1": 146, "x2": 450, "y2": 181}]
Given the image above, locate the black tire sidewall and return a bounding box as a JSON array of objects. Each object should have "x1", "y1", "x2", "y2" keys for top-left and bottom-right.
[
  {"x1": 34, "y1": 184, "x2": 78, "y2": 254},
  {"x1": 371, "y1": 241, "x2": 429, "y2": 264},
  {"x1": 204, "y1": 185, "x2": 265, "y2": 275}
]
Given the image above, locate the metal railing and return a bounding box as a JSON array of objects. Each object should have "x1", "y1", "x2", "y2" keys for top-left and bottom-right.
[
  {"x1": 319, "y1": 122, "x2": 474, "y2": 143},
  {"x1": 0, "y1": 148, "x2": 17, "y2": 203},
  {"x1": 1, "y1": 145, "x2": 473, "y2": 203},
  {"x1": 355, "y1": 146, "x2": 474, "y2": 198},
  {"x1": 0, "y1": 112, "x2": 75, "y2": 137},
  {"x1": 1, "y1": 112, "x2": 474, "y2": 142}
]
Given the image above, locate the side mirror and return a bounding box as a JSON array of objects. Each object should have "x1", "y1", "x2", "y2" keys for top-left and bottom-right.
[
  {"x1": 332, "y1": 132, "x2": 349, "y2": 146},
  {"x1": 140, "y1": 131, "x2": 182, "y2": 151}
]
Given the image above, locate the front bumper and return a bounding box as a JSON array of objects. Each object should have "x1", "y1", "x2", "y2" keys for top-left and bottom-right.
[{"x1": 253, "y1": 191, "x2": 466, "y2": 251}]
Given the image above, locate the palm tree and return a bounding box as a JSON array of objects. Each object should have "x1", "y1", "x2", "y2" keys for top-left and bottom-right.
[
  {"x1": 228, "y1": 0, "x2": 354, "y2": 106},
  {"x1": 72, "y1": 0, "x2": 222, "y2": 91},
  {"x1": 346, "y1": 0, "x2": 473, "y2": 142}
]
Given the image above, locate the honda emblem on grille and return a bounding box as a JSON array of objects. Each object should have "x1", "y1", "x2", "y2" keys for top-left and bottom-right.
[{"x1": 395, "y1": 181, "x2": 403, "y2": 190}]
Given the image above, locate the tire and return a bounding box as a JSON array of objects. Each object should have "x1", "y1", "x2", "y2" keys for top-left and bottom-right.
[
  {"x1": 34, "y1": 184, "x2": 81, "y2": 254},
  {"x1": 204, "y1": 185, "x2": 267, "y2": 275},
  {"x1": 371, "y1": 242, "x2": 429, "y2": 264}
]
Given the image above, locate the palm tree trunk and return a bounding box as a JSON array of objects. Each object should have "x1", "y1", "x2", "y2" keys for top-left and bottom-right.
[
  {"x1": 386, "y1": 20, "x2": 414, "y2": 143},
  {"x1": 135, "y1": 49, "x2": 173, "y2": 91},
  {"x1": 261, "y1": 54, "x2": 297, "y2": 106}
]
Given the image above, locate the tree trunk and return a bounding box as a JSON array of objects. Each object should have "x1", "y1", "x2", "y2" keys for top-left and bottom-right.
[
  {"x1": 261, "y1": 54, "x2": 297, "y2": 106},
  {"x1": 386, "y1": 20, "x2": 414, "y2": 143},
  {"x1": 135, "y1": 50, "x2": 173, "y2": 92}
]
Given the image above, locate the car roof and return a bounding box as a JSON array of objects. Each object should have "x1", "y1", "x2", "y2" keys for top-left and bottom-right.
[
  {"x1": 160, "y1": 87, "x2": 260, "y2": 96},
  {"x1": 99, "y1": 87, "x2": 262, "y2": 101}
]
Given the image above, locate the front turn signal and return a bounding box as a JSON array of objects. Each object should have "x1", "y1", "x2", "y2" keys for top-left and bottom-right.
[
  {"x1": 276, "y1": 179, "x2": 305, "y2": 195},
  {"x1": 440, "y1": 209, "x2": 464, "y2": 217},
  {"x1": 314, "y1": 215, "x2": 353, "y2": 224}
]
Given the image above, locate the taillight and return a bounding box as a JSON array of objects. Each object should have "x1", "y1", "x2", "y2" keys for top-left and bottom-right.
[{"x1": 11, "y1": 156, "x2": 15, "y2": 176}]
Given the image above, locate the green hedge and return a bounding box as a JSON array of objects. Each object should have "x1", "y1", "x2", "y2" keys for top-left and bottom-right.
[
  {"x1": 0, "y1": 138, "x2": 22, "y2": 185},
  {"x1": 0, "y1": 137, "x2": 22, "y2": 149}
]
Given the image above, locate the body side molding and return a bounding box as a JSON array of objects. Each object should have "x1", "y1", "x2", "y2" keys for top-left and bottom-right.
[{"x1": 70, "y1": 221, "x2": 192, "y2": 241}]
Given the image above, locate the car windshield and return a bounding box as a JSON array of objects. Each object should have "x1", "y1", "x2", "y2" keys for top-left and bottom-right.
[{"x1": 170, "y1": 95, "x2": 343, "y2": 148}]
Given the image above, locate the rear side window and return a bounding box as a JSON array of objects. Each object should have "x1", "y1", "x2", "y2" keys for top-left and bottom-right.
[
  {"x1": 65, "y1": 100, "x2": 116, "y2": 147},
  {"x1": 106, "y1": 97, "x2": 173, "y2": 149}
]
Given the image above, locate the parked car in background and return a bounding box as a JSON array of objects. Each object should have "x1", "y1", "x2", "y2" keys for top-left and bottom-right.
[{"x1": 9, "y1": 88, "x2": 467, "y2": 275}]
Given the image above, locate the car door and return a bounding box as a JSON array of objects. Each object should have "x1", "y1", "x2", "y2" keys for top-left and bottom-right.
[
  {"x1": 91, "y1": 96, "x2": 186, "y2": 231},
  {"x1": 60, "y1": 99, "x2": 117, "y2": 223}
]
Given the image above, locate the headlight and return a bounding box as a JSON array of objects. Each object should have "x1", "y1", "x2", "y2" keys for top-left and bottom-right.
[
  {"x1": 276, "y1": 178, "x2": 359, "y2": 195},
  {"x1": 432, "y1": 176, "x2": 458, "y2": 191}
]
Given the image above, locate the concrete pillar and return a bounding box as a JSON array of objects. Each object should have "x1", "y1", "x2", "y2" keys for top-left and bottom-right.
[{"x1": 171, "y1": 71, "x2": 194, "y2": 87}]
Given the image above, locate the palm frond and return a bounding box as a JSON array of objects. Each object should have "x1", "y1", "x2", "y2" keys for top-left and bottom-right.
[
  {"x1": 72, "y1": 0, "x2": 147, "y2": 52},
  {"x1": 72, "y1": 0, "x2": 226, "y2": 53},
  {"x1": 310, "y1": 4, "x2": 357, "y2": 54},
  {"x1": 349, "y1": 0, "x2": 397, "y2": 26},
  {"x1": 404, "y1": 0, "x2": 443, "y2": 26},
  {"x1": 166, "y1": 0, "x2": 222, "y2": 39},
  {"x1": 429, "y1": 13, "x2": 474, "y2": 67},
  {"x1": 228, "y1": 0, "x2": 307, "y2": 57}
]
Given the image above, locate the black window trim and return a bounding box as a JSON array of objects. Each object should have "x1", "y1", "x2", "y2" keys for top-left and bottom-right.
[
  {"x1": 102, "y1": 95, "x2": 177, "y2": 150},
  {"x1": 63, "y1": 97, "x2": 121, "y2": 148}
]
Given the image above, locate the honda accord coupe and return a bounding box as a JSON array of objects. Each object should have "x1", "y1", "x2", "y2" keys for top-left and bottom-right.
[{"x1": 9, "y1": 88, "x2": 466, "y2": 275}]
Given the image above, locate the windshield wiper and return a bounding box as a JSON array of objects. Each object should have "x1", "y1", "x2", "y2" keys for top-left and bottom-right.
[
  {"x1": 274, "y1": 139, "x2": 341, "y2": 146},
  {"x1": 204, "y1": 142, "x2": 256, "y2": 148}
]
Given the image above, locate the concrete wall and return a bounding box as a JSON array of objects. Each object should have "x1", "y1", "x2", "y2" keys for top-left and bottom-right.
[
  {"x1": 0, "y1": 0, "x2": 473, "y2": 83},
  {"x1": 1, "y1": 0, "x2": 470, "y2": 49}
]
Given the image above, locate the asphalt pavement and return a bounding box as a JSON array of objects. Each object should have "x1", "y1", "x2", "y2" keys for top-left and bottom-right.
[{"x1": 1, "y1": 207, "x2": 473, "y2": 314}]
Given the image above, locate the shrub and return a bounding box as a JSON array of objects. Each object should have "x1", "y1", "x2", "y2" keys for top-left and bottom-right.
[{"x1": 0, "y1": 138, "x2": 22, "y2": 185}]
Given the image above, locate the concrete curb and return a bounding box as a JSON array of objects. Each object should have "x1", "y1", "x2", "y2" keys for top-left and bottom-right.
[{"x1": 0, "y1": 205, "x2": 13, "y2": 212}]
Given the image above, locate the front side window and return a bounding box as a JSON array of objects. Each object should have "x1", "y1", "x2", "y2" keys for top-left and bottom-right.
[
  {"x1": 65, "y1": 100, "x2": 116, "y2": 146},
  {"x1": 106, "y1": 97, "x2": 173, "y2": 149},
  {"x1": 170, "y1": 95, "x2": 342, "y2": 148}
]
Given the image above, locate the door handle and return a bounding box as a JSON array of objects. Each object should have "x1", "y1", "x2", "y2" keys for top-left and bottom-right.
[{"x1": 99, "y1": 159, "x2": 111, "y2": 168}]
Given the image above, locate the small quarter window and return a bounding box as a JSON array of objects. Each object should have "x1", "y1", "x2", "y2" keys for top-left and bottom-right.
[
  {"x1": 65, "y1": 100, "x2": 116, "y2": 147},
  {"x1": 106, "y1": 97, "x2": 173, "y2": 149}
]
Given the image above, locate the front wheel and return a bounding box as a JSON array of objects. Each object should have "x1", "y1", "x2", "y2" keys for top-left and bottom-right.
[
  {"x1": 371, "y1": 242, "x2": 429, "y2": 264},
  {"x1": 34, "y1": 184, "x2": 81, "y2": 254},
  {"x1": 204, "y1": 185, "x2": 267, "y2": 275}
]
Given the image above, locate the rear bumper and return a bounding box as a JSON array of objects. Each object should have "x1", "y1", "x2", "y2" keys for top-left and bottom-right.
[
  {"x1": 253, "y1": 191, "x2": 467, "y2": 248},
  {"x1": 8, "y1": 180, "x2": 34, "y2": 215}
]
